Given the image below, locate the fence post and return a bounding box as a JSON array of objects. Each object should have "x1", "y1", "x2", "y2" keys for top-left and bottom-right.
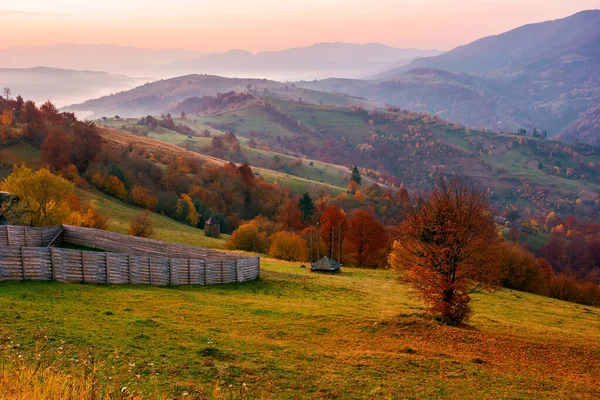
[
  {"x1": 187, "y1": 259, "x2": 191, "y2": 285},
  {"x1": 20, "y1": 246, "x2": 25, "y2": 281},
  {"x1": 257, "y1": 257, "x2": 260, "y2": 279},
  {"x1": 81, "y1": 251, "x2": 86, "y2": 284},
  {"x1": 148, "y1": 257, "x2": 153, "y2": 286},
  {"x1": 234, "y1": 260, "x2": 239, "y2": 283},
  {"x1": 24, "y1": 226, "x2": 28, "y2": 247},
  {"x1": 105, "y1": 253, "x2": 110, "y2": 284},
  {"x1": 6, "y1": 226, "x2": 11, "y2": 246},
  {"x1": 168, "y1": 258, "x2": 172, "y2": 285},
  {"x1": 221, "y1": 260, "x2": 225, "y2": 284},
  {"x1": 204, "y1": 260, "x2": 208, "y2": 285},
  {"x1": 128, "y1": 254, "x2": 133, "y2": 284},
  {"x1": 50, "y1": 247, "x2": 56, "y2": 281}
]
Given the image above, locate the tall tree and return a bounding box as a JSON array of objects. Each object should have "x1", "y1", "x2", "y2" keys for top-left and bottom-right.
[
  {"x1": 72, "y1": 122, "x2": 102, "y2": 170},
  {"x1": 343, "y1": 209, "x2": 388, "y2": 268},
  {"x1": 2, "y1": 87, "x2": 11, "y2": 103},
  {"x1": 41, "y1": 128, "x2": 72, "y2": 171},
  {"x1": 319, "y1": 205, "x2": 348, "y2": 260},
  {"x1": 350, "y1": 166, "x2": 361, "y2": 184},
  {"x1": 389, "y1": 176, "x2": 502, "y2": 324},
  {"x1": 298, "y1": 193, "x2": 314, "y2": 222},
  {"x1": 278, "y1": 199, "x2": 304, "y2": 231}
]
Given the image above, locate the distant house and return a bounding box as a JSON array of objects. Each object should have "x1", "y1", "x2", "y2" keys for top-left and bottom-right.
[
  {"x1": 204, "y1": 217, "x2": 220, "y2": 238},
  {"x1": 494, "y1": 216, "x2": 510, "y2": 227},
  {"x1": 100, "y1": 116, "x2": 108, "y2": 121},
  {"x1": 310, "y1": 256, "x2": 341, "y2": 273},
  {"x1": 114, "y1": 115, "x2": 121, "y2": 121}
]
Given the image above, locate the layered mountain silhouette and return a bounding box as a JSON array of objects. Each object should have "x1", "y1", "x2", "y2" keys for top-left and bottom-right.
[{"x1": 300, "y1": 10, "x2": 600, "y2": 145}]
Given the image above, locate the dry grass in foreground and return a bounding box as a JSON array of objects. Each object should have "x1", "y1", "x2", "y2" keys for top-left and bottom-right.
[{"x1": 0, "y1": 259, "x2": 599, "y2": 399}]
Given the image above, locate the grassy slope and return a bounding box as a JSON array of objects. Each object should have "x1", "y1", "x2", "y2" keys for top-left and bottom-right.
[
  {"x1": 0, "y1": 263, "x2": 598, "y2": 399},
  {"x1": 77, "y1": 188, "x2": 228, "y2": 250},
  {"x1": 97, "y1": 118, "x2": 355, "y2": 194},
  {"x1": 1, "y1": 129, "x2": 600, "y2": 398}
]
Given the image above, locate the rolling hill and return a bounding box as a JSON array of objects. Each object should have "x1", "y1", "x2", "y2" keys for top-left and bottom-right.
[
  {"x1": 62, "y1": 74, "x2": 380, "y2": 118},
  {"x1": 95, "y1": 92, "x2": 600, "y2": 221},
  {"x1": 299, "y1": 10, "x2": 600, "y2": 145}
]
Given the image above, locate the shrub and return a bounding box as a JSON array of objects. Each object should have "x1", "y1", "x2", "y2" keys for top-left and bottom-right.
[
  {"x1": 103, "y1": 175, "x2": 127, "y2": 200},
  {"x1": 498, "y1": 242, "x2": 552, "y2": 296},
  {"x1": 67, "y1": 201, "x2": 109, "y2": 230},
  {"x1": 268, "y1": 231, "x2": 309, "y2": 262},
  {"x1": 226, "y1": 223, "x2": 269, "y2": 253},
  {"x1": 131, "y1": 185, "x2": 158, "y2": 210},
  {"x1": 128, "y1": 211, "x2": 154, "y2": 238},
  {"x1": 549, "y1": 274, "x2": 600, "y2": 306}
]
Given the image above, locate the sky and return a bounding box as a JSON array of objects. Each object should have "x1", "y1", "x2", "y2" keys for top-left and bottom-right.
[{"x1": 1, "y1": 0, "x2": 599, "y2": 53}]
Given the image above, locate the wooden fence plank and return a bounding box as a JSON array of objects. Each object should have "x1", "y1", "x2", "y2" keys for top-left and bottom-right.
[{"x1": 0, "y1": 225, "x2": 260, "y2": 286}]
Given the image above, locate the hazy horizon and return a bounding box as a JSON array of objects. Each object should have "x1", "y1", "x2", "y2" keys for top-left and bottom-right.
[{"x1": 1, "y1": 1, "x2": 599, "y2": 53}]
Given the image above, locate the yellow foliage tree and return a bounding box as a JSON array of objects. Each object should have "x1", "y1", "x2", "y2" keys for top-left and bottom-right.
[
  {"x1": 66, "y1": 200, "x2": 109, "y2": 230},
  {"x1": 268, "y1": 231, "x2": 309, "y2": 262},
  {"x1": 177, "y1": 194, "x2": 199, "y2": 227},
  {"x1": 1, "y1": 165, "x2": 74, "y2": 226},
  {"x1": 0, "y1": 109, "x2": 13, "y2": 126},
  {"x1": 103, "y1": 175, "x2": 127, "y2": 200}
]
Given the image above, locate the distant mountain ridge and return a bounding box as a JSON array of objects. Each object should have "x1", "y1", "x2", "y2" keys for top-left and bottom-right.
[
  {"x1": 0, "y1": 67, "x2": 145, "y2": 108},
  {"x1": 374, "y1": 9, "x2": 600, "y2": 77},
  {"x1": 164, "y1": 43, "x2": 443, "y2": 80},
  {"x1": 0, "y1": 42, "x2": 442, "y2": 81},
  {"x1": 0, "y1": 44, "x2": 202, "y2": 76},
  {"x1": 299, "y1": 10, "x2": 600, "y2": 146}
]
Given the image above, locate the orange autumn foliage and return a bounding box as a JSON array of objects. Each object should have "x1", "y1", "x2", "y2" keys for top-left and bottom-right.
[
  {"x1": 128, "y1": 211, "x2": 154, "y2": 238},
  {"x1": 319, "y1": 205, "x2": 348, "y2": 259},
  {"x1": 131, "y1": 185, "x2": 158, "y2": 211},
  {"x1": 343, "y1": 209, "x2": 389, "y2": 268},
  {"x1": 390, "y1": 177, "x2": 502, "y2": 324},
  {"x1": 347, "y1": 180, "x2": 359, "y2": 194},
  {"x1": 103, "y1": 175, "x2": 127, "y2": 200},
  {"x1": 277, "y1": 199, "x2": 304, "y2": 231}
]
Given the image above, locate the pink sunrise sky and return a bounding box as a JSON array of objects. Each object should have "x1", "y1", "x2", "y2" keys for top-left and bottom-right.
[{"x1": 1, "y1": 0, "x2": 599, "y2": 52}]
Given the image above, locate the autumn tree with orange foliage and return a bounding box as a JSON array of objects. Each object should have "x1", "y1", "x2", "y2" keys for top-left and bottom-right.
[
  {"x1": 131, "y1": 185, "x2": 158, "y2": 210},
  {"x1": 347, "y1": 180, "x2": 359, "y2": 194},
  {"x1": 343, "y1": 209, "x2": 389, "y2": 268},
  {"x1": 319, "y1": 205, "x2": 348, "y2": 260},
  {"x1": 277, "y1": 199, "x2": 304, "y2": 231},
  {"x1": 128, "y1": 211, "x2": 154, "y2": 238},
  {"x1": 41, "y1": 129, "x2": 71, "y2": 171},
  {"x1": 390, "y1": 177, "x2": 502, "y2": 324},
  {"x1": 103, "y1": 175, "x2": 127, "y2": 200}
]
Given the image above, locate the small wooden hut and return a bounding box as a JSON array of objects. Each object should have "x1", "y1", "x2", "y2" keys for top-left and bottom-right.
[
  {"x1": 204, "y1": 217, "x2": 221, "y2": 238},
  {"x1": 310, "y1": 256, "x2": 341, "y2": 272}
]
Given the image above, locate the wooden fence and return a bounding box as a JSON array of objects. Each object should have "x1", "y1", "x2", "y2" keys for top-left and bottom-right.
[{"x1": 0, "y1": 225, "x2": 259, "y2": 286}]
